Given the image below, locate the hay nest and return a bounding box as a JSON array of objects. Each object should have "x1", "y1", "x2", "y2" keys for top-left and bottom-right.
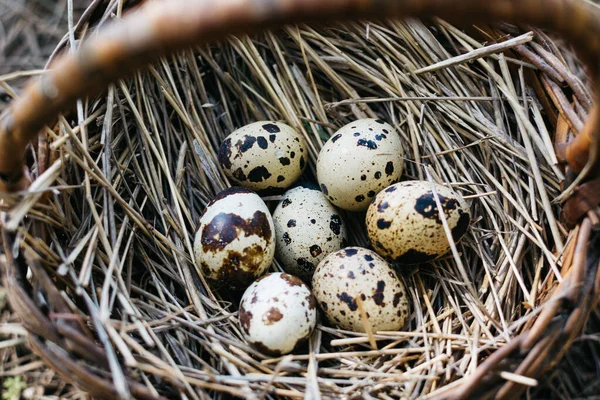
[{"x1": 1, "y1": 1, "x2": 598, "y2": 399}]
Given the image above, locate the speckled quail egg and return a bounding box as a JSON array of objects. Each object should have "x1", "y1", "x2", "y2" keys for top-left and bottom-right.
[
  {"x1": 239, "y1": 272, "x2": 317, "y2": 355},
  {"x1": 312, "y1": 247, "x2": 410, "y2": 332},
  {"x1": 272, "y1": 184, "x2": 347, "y2": 283},
  {"x1": 317, "y1": 119, "x2": 404, "y2": 212},
  {"x1": 366, "y1": 181, "x2": 471, "y2": 265},
  {"x1": 194, "y1": 186, "x2": 275, "y2": 291},
  {"x1": 218, "y1": 121, "x2": 308, "y2": 193}
]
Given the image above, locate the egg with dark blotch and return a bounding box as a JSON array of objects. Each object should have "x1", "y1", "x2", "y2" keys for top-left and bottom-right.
[
  {"x1": 239, "y1": 272, "x2": 317, "y2": 356},
  {"x1": 272, "y1": 185, "x2": 347, "y2": 283},
  {"x1": 194, "y1": 187, "x2": 275, "y2": 291},
  {"x1": 312, "y1": 247, "x2": 410, "y2": 332},
  {"x1": 218, "y1": 121, "x2": 308, "y2": 193},
  {"x1": 366, "y1": 181, "x2": 471, "y2": 265},
  {"x1": 317, "y1": 119, "x2": 404, "y2": 211}
]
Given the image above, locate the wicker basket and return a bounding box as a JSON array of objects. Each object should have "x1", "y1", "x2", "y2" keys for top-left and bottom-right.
[{"x1": 1, "y1": 0, "x2": 600, "y2": 399}]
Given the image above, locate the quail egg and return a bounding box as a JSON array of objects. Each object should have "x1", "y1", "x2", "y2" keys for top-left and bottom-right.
[
  {"x1": 366, "y1": 181, "x2": 471, "y2": 264},
  {"x1": 272, "y1": 184, "x2": 347, "y2": 283},
  {"x1": 194, "y1": 186, "x2": 275, "y2": 290},
  {"x1": 239, "y1": 272, "x2": 317, "y2": 355},
  {"x1": 312, "y1": 247, "x2": 410, "y2": 332},
  {"x1": 317, "y1": 119, "x2": 404, "y2": 211},
  {"x1": 218, "y1": 121, "x2": 308, "y2": 193}
]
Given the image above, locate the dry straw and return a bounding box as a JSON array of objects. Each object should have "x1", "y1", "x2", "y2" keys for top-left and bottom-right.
[{"x1": 1, "y1": 0, "x2": 599, "y2": 399}]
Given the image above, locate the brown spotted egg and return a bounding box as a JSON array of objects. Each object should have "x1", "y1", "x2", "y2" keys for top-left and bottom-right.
[
  {"x1": 239, "y1": 273, "x2": 317, "y2": 355},
  {"x1": 218, "y1": 121, "x2": 308, "y2": 193},
  {"x1": 194, "y1": 187, "x2": 275, "y2": 291},
  {"x1": 366, "y1": 181, "x2": 471, "y2": 265},
  {"x1": 317, "y1": 119, "x2": 404, "y2": 211},
  {"x1": 312, "y1": 247, "x2": 410, "y2": 332},
  {"x1": 272, "y1": 184, "x2": 347, "y2": 283}
]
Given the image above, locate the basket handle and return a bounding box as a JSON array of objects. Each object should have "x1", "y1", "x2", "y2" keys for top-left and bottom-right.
[{"x1": 0, "y1": 0, "x2": 598, "y2": 193}]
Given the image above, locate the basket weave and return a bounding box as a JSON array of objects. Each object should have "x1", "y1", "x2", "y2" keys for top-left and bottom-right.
[{"x1": 1, "y1": 0, "x2": 600, "y2": 399}]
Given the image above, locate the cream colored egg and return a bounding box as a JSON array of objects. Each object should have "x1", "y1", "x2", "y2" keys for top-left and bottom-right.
[
  {"x1": 366, "y1": 181, "x2": 471, "y2": 265},
  {"x1": 194, "y1": 187, "x2": 275, "y2": 291},
  {"x1": 272, "y1": 184, "x2": 347, "y2": 283},
  {"x1": 218, "y1": 121, "x2": 308, "y2": 193},
  {"x1": 312, "y1": 247, "x2": 410, "y2": 332},
  {"x1": 317, "y1": 119, "x2": 404, "y2": 211},
  {"x1": 239, "y1": 273, "x2": 317, "y2": 355}
]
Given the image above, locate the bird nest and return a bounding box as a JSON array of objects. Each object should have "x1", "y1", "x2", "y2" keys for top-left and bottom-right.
[{"x1": 1, "y1": 1, "x2": 599, "y2": 399}]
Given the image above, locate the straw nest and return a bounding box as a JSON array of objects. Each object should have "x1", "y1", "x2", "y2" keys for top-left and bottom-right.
[{"x1": 1, "y1": 1, "x2": 597, "y2": 398}]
